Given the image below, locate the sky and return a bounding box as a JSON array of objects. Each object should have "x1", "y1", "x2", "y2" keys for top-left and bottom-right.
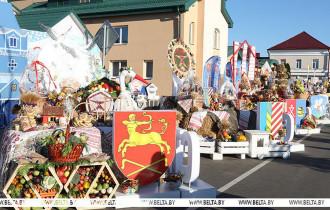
[{"x1": 226, "y1": 0, "x2": 330, "y2": 57}]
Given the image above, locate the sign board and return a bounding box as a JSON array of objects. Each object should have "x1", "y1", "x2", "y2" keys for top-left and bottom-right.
[
  {"x1": 286, "y1": 99, "x2": 306, "y2": 129},
  {"x1": 146, "y1": 83, "x2": 159, "y2": 99},
  {"x1": 95, "y1": 20, "x2": 119, "y2": 55},
  {"x1": 113, "y1": 111, "x2": 176, "y2": 186},
  {"x1": 257, "y1": 102, "x2": 285, "y2": 139},
  {"x1": 128, "y1": 79, "x2": 143, "y2": 95},
  {"x1": 310, "y1": 95, "x2": 328, "y2": 118},
  {"x1": 86, "y1": 91, "x2": 113, "y2": 114}
]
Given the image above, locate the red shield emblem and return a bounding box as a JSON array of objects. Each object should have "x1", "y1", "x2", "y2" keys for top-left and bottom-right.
[{"x1": 113, "y1": 111, "x2": 176, "y2": 186}]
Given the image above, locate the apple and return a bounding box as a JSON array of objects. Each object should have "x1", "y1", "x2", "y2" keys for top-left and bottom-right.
[
  {"x1": 57, "y1": 170, "x2": 64, "y2": 177},
  {"x1": 64, "y1": 171, "x2": 70, "y2": 177},
  {"x1": 33, "y1": 170, "x2": 40, "y2": 176},
  {"x1": 60, "y1": 176, "x2": 68, "y2": 184},
  {"x1": 60, "y1": 165, "x2": 68, "y2": 171}
]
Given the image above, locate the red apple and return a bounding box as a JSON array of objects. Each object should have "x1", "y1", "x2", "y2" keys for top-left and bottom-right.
[
  {"x1": 60, "y1": 176, "x2": 68, "y2": 184},
  {"x1": 57, "y1": 170, "x2": 64, "y2": 178},
  {"x1": 60, "y1": 165, "x2": 68, "y2": 171}
]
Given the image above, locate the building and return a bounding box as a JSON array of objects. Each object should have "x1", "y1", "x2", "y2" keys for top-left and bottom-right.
[
  {"x1": 268, "y1": 31, "x2": 330, "y2": 81},
  {"x1": 0, "y1": 0, "x2": 28, "y2": 127},
  {"x1": 14, "y1": 0, "x2": 233, "y2": 96}
]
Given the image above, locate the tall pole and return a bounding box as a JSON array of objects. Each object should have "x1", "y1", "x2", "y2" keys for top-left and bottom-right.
[{"x1": 102, "y1": 25, "x2": 107, "y2": 69}]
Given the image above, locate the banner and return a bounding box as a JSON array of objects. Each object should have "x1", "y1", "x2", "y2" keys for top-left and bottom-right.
[
  {"x1": 233, "y1": 41, "x2": 240, "y2": 87},
  {"x1": 257, "y1": 102, "x2": 285, "y2": 138},
  {"x1": 0, "y1": 198, "x2": 328, "y2": 208},
  {"x1": 248, "y1": 45, "x2": 256, "y2": 80},
  {"x1": 203, "y1": 56, "x2": 221, "y2": 92},
  {"x1": 241, "y1": 44, "x2": 248, "y2": 75}
]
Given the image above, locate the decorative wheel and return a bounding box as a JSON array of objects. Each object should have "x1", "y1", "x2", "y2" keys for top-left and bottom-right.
[
  {"x1": 257, "y1": 154, "x2": 264, "y2": 160},
  {"x1": 282, "y1": 152, "x2": 290, "y2": 159}
]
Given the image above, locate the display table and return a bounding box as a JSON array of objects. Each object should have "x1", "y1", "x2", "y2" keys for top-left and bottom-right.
[{"x1": 0, "y1": 126, "x2": 109, "y2": 197}]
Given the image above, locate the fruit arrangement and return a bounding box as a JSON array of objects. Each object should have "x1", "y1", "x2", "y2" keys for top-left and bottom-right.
[
  {"x1": 218, "y1": 131, "x2": 247, "y2": 142},
  {"x1": 68, "y1": 166, "x2": 100, "y2": 198},
  {"x1": 89, "y1": 168, "x2": 116, "y2": 199},
  {"x1": 56, "y1": 165, "x2": 72, "y2": 184},
  {"x1": 27, "y1": 168, "x2": 60, "y2": 198},
  {"x1": 165, "y1": 173, "x2": 182, "y2": 190},
  {"x1": 121, "y1": 179, "x2": 139, "y2": 194},
  {"x1": 7, "y1": 174, "x2": 37, "y2": 199},
  {"x1": 77, "y1": 78, "x2": 121, "y2": 99}
]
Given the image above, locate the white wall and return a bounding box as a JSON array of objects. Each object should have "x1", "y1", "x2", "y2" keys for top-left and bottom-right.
[{"x1": 203, "y1": 0, "x2": 229, "y2": 75}]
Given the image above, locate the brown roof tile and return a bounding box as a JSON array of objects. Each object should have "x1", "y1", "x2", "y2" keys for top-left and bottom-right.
[{"x1": 268, "y1": 31, "x2": 330, "y2": 50}]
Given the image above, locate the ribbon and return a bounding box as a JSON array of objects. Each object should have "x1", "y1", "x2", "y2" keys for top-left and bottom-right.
[{"x1": 30, "y1": 60, "x2": 57, "y2": 94}]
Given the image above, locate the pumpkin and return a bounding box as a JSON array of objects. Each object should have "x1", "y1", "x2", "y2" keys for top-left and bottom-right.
[{"x1": 238, "y1": 135, "x2": 247, "y2": 142}]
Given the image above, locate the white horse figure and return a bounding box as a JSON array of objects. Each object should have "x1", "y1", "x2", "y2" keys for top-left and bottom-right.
[{"x1": 113, "y1": 66, "x2": 149, "y2": 110}]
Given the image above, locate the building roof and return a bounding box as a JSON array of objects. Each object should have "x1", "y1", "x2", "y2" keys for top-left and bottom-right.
[
  {"x1": 16, "y1": 9, "x2": 74, "y2": 31},
  {"x1": 268, "y1": 31, "x2": 330, "y2": 50},
  {"x1": 43, "y1": 106, "x2": 64, "y2": 116},
  {"x1": 257, "y1": 58, "x2": 278, "y2": 68},
  {"x1": 227, "y1": 46, "x2": 243, "y2": 59},
  {"x1": 19, "y1": 0, "x2": 197, "y2": 18},
  {"x1": 0, "y1": 1, "x2": 20, "y2": 29},
  {"x1": 17, "y1": 0, "x2": 233, "y2": 27}
]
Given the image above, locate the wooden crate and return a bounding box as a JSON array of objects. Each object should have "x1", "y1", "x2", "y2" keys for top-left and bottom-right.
[
  {"x1": 25, "y1": 165, "x2": 63, "y2": 210},
  {"x1": 3, "y1": 164, "x2": 61, "y2": 210},
  {"x1": 3, "y1": 165, "x2": 39, "y2": 210},
  {"x1": 199, "y1": 140, "x2": 216, "y2": 154},
  {"x1": 215, "y1": 141, "x2": 249, "y2": 160},
  {"x1": 64, "y1": 162, "x2": 104, "y2": 197},
  {"x1": 63, "y1": 161, "x2": 119, "y2": 210}
]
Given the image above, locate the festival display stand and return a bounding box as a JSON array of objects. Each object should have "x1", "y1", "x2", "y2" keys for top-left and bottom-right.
[
  {"x1": 64, "y1": 161, "x2": 119, "y2": 210},
  {"x1": 295, "y1": 107, "x2": 321, "y2": 135},
  {"x1": 3, "y1": 165, "x2": 40, "y2": 210},
  {"x1": 3, "y1": 164, "x2": 63, "y2": 210}
]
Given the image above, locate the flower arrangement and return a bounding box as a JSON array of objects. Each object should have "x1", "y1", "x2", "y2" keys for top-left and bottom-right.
[{"x1": 294, "y1": 81, "x2": 305, "y2": 93}]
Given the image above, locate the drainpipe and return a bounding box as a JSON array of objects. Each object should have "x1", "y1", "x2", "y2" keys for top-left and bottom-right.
[
  {"x1": 177, "y1": 6, "x2": 181, "y2": 39},
  {"x1": 328, "y1": 49, "x2": 330, "y2": 82}
]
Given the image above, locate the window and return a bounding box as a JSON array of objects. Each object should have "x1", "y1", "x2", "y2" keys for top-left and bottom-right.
[
  {"x1": 111, "y1": 61, "x2": 127, "y2": 77},
  {"x1": 114, "y1": 26, "x2": 128, "y2": 45},
  {"x1": 281, "y1": 59, "x2": 286, "y2": 64},
  {"x1": 213, "y1": 29, "x2": 220, "y2": 49},
  {"x1": 9, "y1": 35, "x2": 17, "y2": 47},
  {"x1": 189, "y1": 22, "x2": 195, "y2": 44},
  {"x1": 144, "y1": 61, "x2": 153, "y2": 79},
  {"x1": 8, "y1": 59, "x2": 17, "y2": 71},
  {"x1": 11, "y1": 84, "x2": 17, "y2": 92},
  {"x1": 79, "y1": 0, "x2": 90, "y2": 3},
  {"x1": 313, "y1": 59, "x2": 319, "y2": 69},
  {"x1": 296, "y1": 59, "x2": 302, "y2": 69}
]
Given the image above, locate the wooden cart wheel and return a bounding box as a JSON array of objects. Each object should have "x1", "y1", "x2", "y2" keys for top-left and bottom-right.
[
  {"x1": 257, "y1": 154, "x2": 264, "y2": 160},
  {"x1": 282, "y1": 152, "x2": 290, "y2": 159}
]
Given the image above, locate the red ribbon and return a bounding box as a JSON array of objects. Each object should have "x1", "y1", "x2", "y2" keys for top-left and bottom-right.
[{"x1": 30, "y1": 61, "x2": 57, "y2": 94}]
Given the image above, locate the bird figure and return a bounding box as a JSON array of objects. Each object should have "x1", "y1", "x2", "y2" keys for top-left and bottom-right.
[{"x1": 114, "y1": 66, "x2": 149, "y2": 110}]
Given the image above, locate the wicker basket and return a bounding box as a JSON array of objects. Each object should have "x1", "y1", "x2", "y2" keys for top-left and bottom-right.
[
  {"x1": 294, "y1": 92, "x2": 309, "y2": 99},
  {"x1": 47, "y1": 125, "x2": 84, "y2": 163},
  {"x1": 48, "y1": 143, "x2": 83, "y2": 163}
]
